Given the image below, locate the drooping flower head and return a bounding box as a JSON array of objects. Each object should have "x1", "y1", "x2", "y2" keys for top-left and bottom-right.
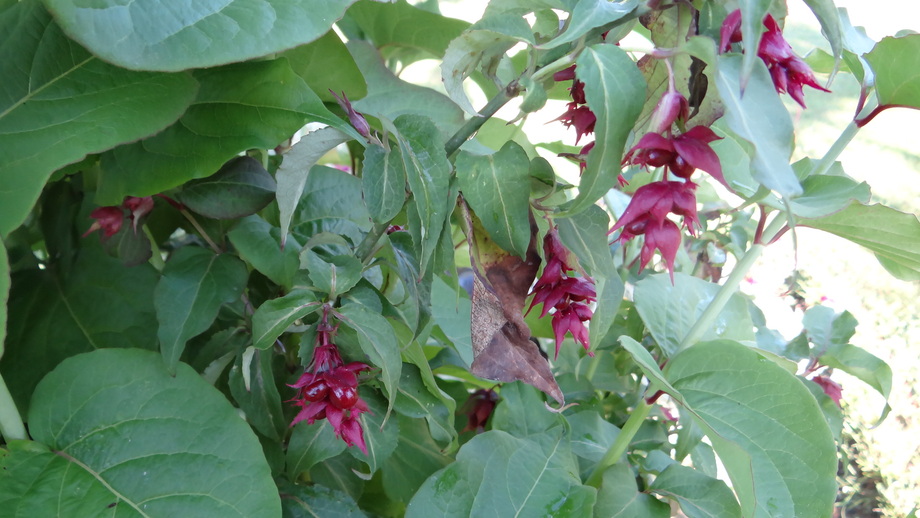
[
  {"x1": 82, "y1": 206, "x2": 124, "y2": 238},
  {"x1": 719, "y1": 10, "x2": 830, "y2": 107},
  {"x1": 623, "y1": 126, "x2": 726, "y2": 187},
  {"x1": 461, "y1": 388, "x2": 499, "y2": 433}
]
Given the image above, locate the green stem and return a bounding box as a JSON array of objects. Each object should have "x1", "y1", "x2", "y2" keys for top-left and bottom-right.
[
  {"x1": 809, "y1": 120, "x2": 859, "y2": 177},
  {"x1": 444, "y1": 82, "x2": 521, "y2": 158},
  {"x1": 586, "y1": 400, "x2": 652, "y2": 487},
  {"x1": 0, "y1": 374, "x2": 27, "y2": 441},
  {"x1": 356, "y1": 222, "x2": 389, "y2": 265},
  {"x1": 143, "y1": 226, "x2": 165, "y2": 271}
]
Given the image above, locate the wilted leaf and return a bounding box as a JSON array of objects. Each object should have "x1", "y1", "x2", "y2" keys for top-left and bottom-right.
[{"x1": 463, "y1": 203, "x2": 563, "y2": 403}]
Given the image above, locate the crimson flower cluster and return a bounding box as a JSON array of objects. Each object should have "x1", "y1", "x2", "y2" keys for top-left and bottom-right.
[
  {"x1": 528, "y1": 227, "x2": 596, "y2": 358},
  {"x1": 289, "y1": 309, "x2": 371, "y2": 454},
  {"x1": 553, "y1": 65, "x2": 596, "y2": 150},
  {"x1": 83, "y1": 196, "x2": 155, "y2": 238},
  {"x1": 720, "y1": 9, "x2": 830, "y2": 107}
]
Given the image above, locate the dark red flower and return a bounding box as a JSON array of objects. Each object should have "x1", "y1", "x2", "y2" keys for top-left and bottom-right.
[
  {"x1": 811, "y1": 375, "x2": 843, "y2": 407},
  {"x1": 623, "y1": 127, "x2": 726, "y2": 187},
  {"x1": 610, "y1": 181, "x2": 701, "y2": 280},
  {"x1": 719, "y1": 10, "x2": 830, "y2": 107},
  {"x1": 554, "y1": 103, "x2": 596, "y2": 144},
  {"x1": 648, "y1": 89, "x2": 689, "y2": 134},
  {"x1": 461, "y1": 389, "x2": 498, "y2": 433},
  {"x1": 82, "y1": 206, "x2": 124, "y2": 238},
  {"x1": 527, "y1": 228, "x2": 596, "y2": 358},
  {"x1": 123, "y1": 196, "x2": 154, "y2": 233}
]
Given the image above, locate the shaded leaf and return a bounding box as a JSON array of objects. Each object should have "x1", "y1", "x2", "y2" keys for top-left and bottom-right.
[
  {"x1": 633, "y1": 273, "x2": 755, "y2": 356},
  {"x1": 456, "y1": 141, "x2": 532, "y2": 258},
  {"x1": 380, "y1": 416, "x2": 452, "y2": 503},
  {"x1": 17, "y1": 348, "x2": 280, "y2": 516},
  {"x1": 803, "y1": 202, "x2": 920, "y2": 281},
  {"x1": 251, "y1": 289, "x2": 321, "y2": 351},
  {"x1": 277, "y1": 127, "x2": 353, "y2": 245},
  {"x1": 289, "y1": 166, "x2": 371, "y2": 248},
  {"x1": 0, "y1": 1, "x2": 197, "y2": 236},
  {"x1": 1, "y1": 246, "x2": 158, "y2": 414},
  {"x1": 304, "y1": 252, "x2": 363, "y2": 298},
  {"x1": 463, "y1": 205, "x2": 563, "y2": 403},
  {"x1": 0, "y1": 245, "x2": 7, "y2": 359},
  {"x1": 336, "y1": 305, "x2": 402, "y2": 416},
  {"x1": 715, "y1": 55, "x2": 801, "y2": 197},
  {"x1": 363, "y1": 144, "x2": 408, "y2": 224},
  {"x1": 177, "y1": 157, "x2": 276, "y2": 220},
  {"x1": 44, "y1": 0, "x2": 358, "y2": 71},
  {"x1": 431, "y1": 275, "x2": 474, "y2": 367},
  {"x1": 565, "y1": 44, "x2": 647, "y2": 214},
  {"x1": 98, "y1": 59, "x2": 357, "y2": 205},
  {"x1": 286, "y1": 421, "x2": 347, "y2": 480},
  {"x1": 228, "y1": 216, "x2": 301, "y2": 290},
  {"x1": 649, "y1": 464, "x2": 742, "y2": 518},
  {"x1": 665, "y1": 340, "x2": 838, "y2": 518},
  {"x1": 283, "y1": 30, "x2": 367, "y2": 103},
  {"x1": 594, "y1": 462, "x2": 669, "y2": 518},
  {"x1": 491, "y1": 381, "x2": 561, "y2": 437},
  {"x1": 155, "y1": 247, "x2": 249, "y2": 372},
  {"x1": 350, "y1": 389, "x2": 399, "y2": 473},
  {"x1": 279, "y1": 480, "x2": 367, "y2": 518}
]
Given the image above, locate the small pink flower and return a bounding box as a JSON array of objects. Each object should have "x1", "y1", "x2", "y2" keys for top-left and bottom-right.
[
  {"x1": 811, "y1": 375, "x2": 843, "y2": 407},
  {"x1": 330, "y1": 90, "x2": 372, "y2": 140}
]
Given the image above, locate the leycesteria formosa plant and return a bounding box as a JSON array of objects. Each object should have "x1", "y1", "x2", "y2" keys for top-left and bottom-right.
[{"x1": 0, "y1": 0, "x2": 918, "y2": 517}]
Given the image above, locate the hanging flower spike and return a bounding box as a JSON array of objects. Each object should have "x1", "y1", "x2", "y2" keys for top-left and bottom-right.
[
  {"x1": 527, "y1": 228, "x2": 596, "y2": 357},
  {"x1": 123, "y1": 196, "x2": 154, "y2": 233},
  {"x1": 288, "y1": 308, "x2": 372, "y2": 454},
  {"x1": 552, "y1": 65, "x2": 596, "y2": 144},
  {"x1": 719, "y1": 10, "x2": 830, "y2": 108}
]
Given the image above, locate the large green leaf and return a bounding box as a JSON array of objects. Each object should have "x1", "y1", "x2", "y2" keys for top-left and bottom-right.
[
  {"x1": 380, "y1": 416, "x2": 452, "y2": 503},
  {"x1": 283, "y1": 30, "x2": 367, "y2": 103},
  {"x1": 633, "y1": 273, "x2": 754, "y2": 356},
  {"x1": 456, "y1": 141, "x2": 532, "y2": 258},
  {"x1": 176, "y1": 156, "x2": 276, "y2": 220},
  {"x1": 346, "y1": 0, "x2": 470, "y2": 65},
  {"x1": 278, "y1": 480, "x2": 366, "y2": 518},
  {"x1": 288, "y1": 166, "x2": 371, "y2": 248},
  {"x1": 737, "y1": 0, "x2": 771, "y2": 88},
  {"x1": 565, "y1": 44, "x2": 646, "y2": 214},
  {"x1": 252, "y1": 290, "x2": 321, "y2": 351},
  {"x1": 154, "y1": 247, "x2": 249, "y2": 373},
  {"x1": 803, "y1": 202, "x2": 920, "y2": 281},
  {"x1": 228, "y1": 216, "x2": 301, "y2": 290},
  {"x1": 286, "y1": 421, "x2": 347, "y2": 480},
  {"x1": 0, "y1": 246, "x2": 158, "y2": 414},
  {"x1": 98, "y1": 58, "x2": 356, "y2": 205},
  {"x1": 348, "y1": 41, "x2": 466, "y2": 137},
  {"x1": 406, "y1": 429, "x2": 593, "y2": 517},
  {"x1": 540, "y1": 0, "x2": 637, "y2": 49},
  {"x1": 43, "y1": 0, "x2": 357, "y2": 71},
  {"x1": 0, "y1": 245, "x2": 8, "y2": 359},
  {"x1": 715, "y1": 55, "x2": 801, "y2": 197},
  {"x1": 0, "y1": 1, "x2": 197, "y2": 236},
  {"x1": 490, "y1": 381, "x2": 561, "y2": 437},
  {"x1": 228, "y1": 349, "x2": 286, "y2": 441},
  {"x1": 363, "y1": 144, "x2": 408, "y2": 224},
  {"x1": 594, "y1": 462, "x2": 669, "y2": 518},
  {"x1": 649, "y1": 464, "x2": 742, "y2": 518},
  {"x1": 864, "y1": 34, "x2": 920, "y2": 111},
  {"x1": 666, "y1": 340, "x2": 838, "y2": 518},
  {"x1": 7, "y1": 348, "x2": 281, "y2": 516},
  {"x1": 395, "y1": 115, "x2": 453, "y2": 272}
]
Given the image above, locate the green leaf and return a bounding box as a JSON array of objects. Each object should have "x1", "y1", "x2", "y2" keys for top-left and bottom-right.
[
  {"x1": 566, "y1": 411, "x2": 620, "y2": 476},
  {"x1": 17, "y1": 348, "x2": 280, "y2": 516},
  {"x1": 738, "y1": 0, "x2": 771, "y2": 88},
  {"x1": 715, "y1": 55, "x2": 801, "y2": 197},
  {"x1": 348, "y1": 41, "x2": 466, "y2": 136},
  {"x1": 228, "y1": 216, "x2": 301, "y2": 290},
  {"x1": 304, "y1": 252, "x2": 364, "y2": 298},
  {"x1": 278, "y1": 480, "x2": 367, "y2": 518},
  {"x1": 98, "y1": 58, "x2": 356, "y2": 205},
  {"x1": 229, "y1": 349, "x2": 286, "y2": 441},
  {"x1": 390, "y1": 362, "x2": 455, "y2": 444},
  {"x1": 363, "y1": 145, "x2": 408, "y2": 224},
  {"x1": 803, "y1": 202, "x2": 920, "y2": 281},
  {"x1": 0, "y1": 1, "x2": 197, "y2": 236},
  {"x1": 556, "y1": 205, "x2": 614, "y2": 277},
  {"x1": 491, "y1": 381, "x2": 561, "y2": 437},
  {"x1": 286, "y1": 421, "x2": 347, "y2": 480},
  {"x1": 277, "y1": 127, "x2": 353, "y2": 245},
  {"x1": 456, "y1": 141, "x2": 532, "y2": 257},
  {"x1": 380, "y1": 416, "x2": 452, "y2": 503},
  {"x1": 865, "y1": 34, "x2": 920, "y2": 110},
  {"x1": 441, "y1": 15, "x2": 534, "y2": 114},
  {"x1": 801, "y1": 0, "x2": 844, "y2": 73},
  {"x1": 155, "y1": 247, "x2": 249, "y2": 372},
  {"x1": 788, "y1": 174, "x2": 871, "y2": 219},
  {"x1": 395, "y1": 115, "x2": 452, "y2": 271},
  {"x1": 283, "y1": 30, "x2": 367, "y2": 103},
  {"x1": 336, "y1": 305, "x2": 402, "y2": 417},
  {"x1": 0, "y1": 246, "x2": 158, "y2": 414},
  {"x1": 540, "y1": 0, "x2": 637, "y2": 49},
  {"x1": 177, "y1": 157, "x2": 276, "y2": 220},
  {"x1": 346, "y1": 0, "x2": 470, "y2": 64},
  {"x1": 0, "y1": 245, "x2": 8, "y2": 359},
  {"x1": 351, "y1": 389, "x2": 399, "y2": 473},
  {"x1": 44, "y1": 0, "x2": 357, "y2": 71},
  {"x1": 565, "y1": 44, "x2": 646, "y2": 214},
  {"x1": 288, "y1": 166, "x2": 371, "y2": 248},
  {"x1": 633, "y1": 273, "x2": 755, "y2": 356},
  {"x1": 407, "y1": 429, "x2": 592, "y2": 518},
  {"x1": 649, "y1": 464, "x2": 742, "y2": 518},
  {"x1": 666, "y1": 340, "x2": 838, "y2": 518},
  {"x1": 618, "y1": 336, "x2": 680, "y2": 396},
  {"x1": 594, "y1": 462, "x2": 669, "y2": 518},
  {"x1": 430, "y1": 275, "x2": 474, "y2": 367},
  {"x1": 251, "y1": 289, "x2": 321, "y2": 351}
]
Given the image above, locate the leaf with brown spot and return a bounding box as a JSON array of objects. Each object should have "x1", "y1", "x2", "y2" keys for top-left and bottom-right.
[{"x1": 461, "y1": 201, "x2": 563, "y2": 404}]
